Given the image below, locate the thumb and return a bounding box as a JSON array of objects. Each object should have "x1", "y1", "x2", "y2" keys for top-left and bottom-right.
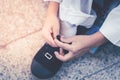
[
  {"x1": 54, "y1": 51, "x2": 73, "y2": 62},
  {"x1": 60, "y1": 36, "x2": 72, "y2": 44},
  {"x1": 53, "y1": 26, "x2": 60, "y2": 40}
]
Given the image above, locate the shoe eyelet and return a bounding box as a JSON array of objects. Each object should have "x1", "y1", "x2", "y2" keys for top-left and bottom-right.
[{"x1": 45, "y1": 52, "x2": 53, "y2": 60}]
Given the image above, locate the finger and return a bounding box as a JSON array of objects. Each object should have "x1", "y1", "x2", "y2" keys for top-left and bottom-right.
[
  {"x1": 42, "y1": 31, "x2": 57, "y2": 47},
  {"x1": 53, "y1": 25, "x2": 60, "y2": 40},
  {"x1": 54, "y1": 39, "x2": 72, "y2": 51},
  {"x1": 59, "y1": 48, "x2": 64, "y2": 56},
  {"x1": 54, "y1": 51, "x2": 73, "y2": 62}
]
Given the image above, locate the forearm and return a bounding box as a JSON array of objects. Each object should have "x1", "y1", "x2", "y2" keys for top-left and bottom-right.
[
  {"x1": 47, "y1": 1, "x2": 60, "y2": 17},
  {"x1": 89, "y1": 31, "x2": 108, "y2": 47}
]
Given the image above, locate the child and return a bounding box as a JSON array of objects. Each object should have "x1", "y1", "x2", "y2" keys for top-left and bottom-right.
[
  {"x1": 31, "y1": 0, "x2": 120, "y2": 79},
  {"x1": 42, "y1": 0, "x2": 97, "y2": 47},
  {"x1": 42, "y1": 0, "x2": 120, "y2": 61}
]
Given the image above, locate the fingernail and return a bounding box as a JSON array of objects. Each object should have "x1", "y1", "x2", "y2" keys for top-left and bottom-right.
[
  {"x1": 54, "y1": 52, "x2": 58, "y2": 55},
  {"x1": 56, "y1": 35, "x2": 61, "y2": 41}
]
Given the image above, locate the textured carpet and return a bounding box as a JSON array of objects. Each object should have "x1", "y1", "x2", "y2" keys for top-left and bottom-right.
[{"x1": 0, "y1": 0, "x2": 120, "y2": 80}]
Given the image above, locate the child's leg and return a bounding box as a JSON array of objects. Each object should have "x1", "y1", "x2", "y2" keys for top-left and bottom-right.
[{"x1": 60, "y1": 21, "x2": 77, "y2": 37}]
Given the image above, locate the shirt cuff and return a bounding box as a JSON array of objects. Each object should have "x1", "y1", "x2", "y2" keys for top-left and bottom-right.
[
  {"x1": 44, "y1": 0, "x2": 62, "y2": 3},
  {"x1": 100, "y1": 5, "x2": 120, "y2": 47}
]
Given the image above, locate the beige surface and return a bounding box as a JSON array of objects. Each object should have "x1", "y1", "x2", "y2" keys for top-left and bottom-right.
[{"x1": 0, "y1": 0, "x2": 46, "y2": 79}]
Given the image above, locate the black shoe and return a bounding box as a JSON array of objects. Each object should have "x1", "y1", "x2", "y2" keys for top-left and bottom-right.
[
  {"x1": 31, "y1": 35, "x2": 69, "y2": 79},
  {"x1": 31, "y1": 43, "x2": 63, "y2": 79}
]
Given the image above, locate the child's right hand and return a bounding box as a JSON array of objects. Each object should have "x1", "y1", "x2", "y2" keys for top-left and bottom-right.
[{"x1": 41, "y1": 15, "x2": 60, "y2": 47}]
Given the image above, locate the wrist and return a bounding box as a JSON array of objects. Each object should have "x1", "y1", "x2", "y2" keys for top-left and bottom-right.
[
  {"x1": 89, "y1": 31, "x2": 107, "y2": 47},
  {"x1": 47, "y1": 1, "x2": 59, "y2": 17},
  {"x1": 46, "y1": 13, "x2": 58, "y2": 18}
]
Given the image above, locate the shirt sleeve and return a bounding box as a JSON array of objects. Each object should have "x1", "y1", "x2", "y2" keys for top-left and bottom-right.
[
  {"x1": 100, "y1": 5, "x2": 120, "y2": 47},
  {"x1": 44, "y1": 0, "x2": 62, "y2": 3},
  {"x1": 59, "y1": 0, "x2": 96, "y2": 28}
]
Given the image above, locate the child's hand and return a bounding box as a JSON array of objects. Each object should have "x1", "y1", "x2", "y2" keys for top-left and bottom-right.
[
  {"x1": 54, "y1": 35, "x2": 90, "y2": 61},
  {"x1": 54, "y1": 32, "x2": 106, "y2": 62},
  {"x1": 41, "y1": 15, "x2": 60, "y2": 47}
]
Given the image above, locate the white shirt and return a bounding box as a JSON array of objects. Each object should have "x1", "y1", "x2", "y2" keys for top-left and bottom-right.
[
  {"x1": 44, "y1": 0, "x2": 97, "y2": 28},
  {"x1": 100, "y1": 4, "x2": 120, "y2": 47},
  {"x1": 44, "y1": 0, "x2": 120, "y2": 47}
]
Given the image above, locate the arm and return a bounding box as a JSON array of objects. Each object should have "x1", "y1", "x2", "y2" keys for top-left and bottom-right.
[
  {"x1": 54, "y1": 4, "x2": 120, "y2": 62},
  {"x1": 42, "y1": 1, "x2": 60, "y2": 47},
  {"x1": 46, "y1": 1, "x2": 59, "y2": 16}
]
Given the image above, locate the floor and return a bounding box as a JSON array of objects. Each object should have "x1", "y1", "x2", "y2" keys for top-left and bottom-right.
[{"x1": 0, "y1": 0, "x2": 120, "y2": 80}]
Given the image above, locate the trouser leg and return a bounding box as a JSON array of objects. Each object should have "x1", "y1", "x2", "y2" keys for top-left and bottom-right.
[{"x1": 60, "y1": 21, "x2": 77, "y2": 38}]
